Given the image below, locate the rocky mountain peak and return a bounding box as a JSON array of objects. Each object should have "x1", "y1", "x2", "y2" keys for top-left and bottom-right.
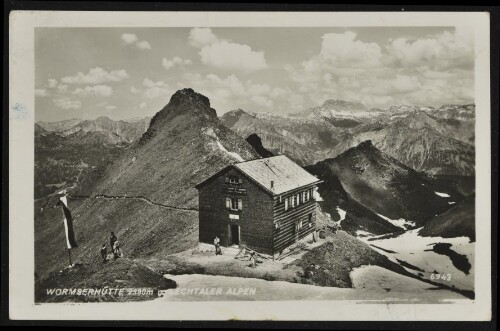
[{"x1": 167, "y1": 88, "x2": 212, "y2": 110}]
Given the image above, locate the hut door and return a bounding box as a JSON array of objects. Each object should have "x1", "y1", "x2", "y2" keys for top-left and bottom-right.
[{"x1": 230, "y1": 224, "x2": 240, "y2": 246}]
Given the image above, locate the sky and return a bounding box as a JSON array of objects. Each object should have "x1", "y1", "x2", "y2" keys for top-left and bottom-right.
[{"x1": 35, "y1": 27, "x2": 475, "y2": 122}]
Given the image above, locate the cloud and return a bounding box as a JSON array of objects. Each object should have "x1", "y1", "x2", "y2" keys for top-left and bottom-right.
[
  {"x1": 199, "y1": 40, "x2": 268, "y2": 72},
  {"x1": 130, "y1": 86, "x2": 140, "y2": 94},
  {"x1": 287, "y1": 28, "x2": 474, "y2": 108},
  {"x1": 35, "y1": 89, "x2": 48, "y2": 97},
  {"x1": 320, "y1": 31, "x2": 382, "y2": 67},
  {"x1": 136, "y1": 40, "x2": 152, "y2": 50},
  {"x1": 48, "y1": 79, "x2": 59, "y2": 88},
  {"x1": 121, "y1": 33, "x2": 138, "y2": 44},
  {"x1": 45, "y1": 79, "x2": 68, "y2": 94},
  {"x1": 72, "y1": 85, "x2": 113, "y2": 97},
  {"x1": 183, "y1": 73, "x2": 290, "y2": 111},
  {"x1": 161, "y1": 57, "x2": 192, "y2": 70},
  {"x1": 188, "y1": 28, "x2": 218, "y2": 48},
  {"x1": 142, "y1": 79, "x2": 171, "y2": 99},
  {"x1": 105, "y1": 105, "x2": 117, "y2": 110},
  {"x1": 386, "y1": 28, "x2": 474, "y2": 70},
  {"x1": 188, "y1": 28, "x2": 268, "y2": 72},
  {"x1": 53, "y1": 97, "x2": 82, "y2": 110},
  {"x1": 139, "y1": 102, "x2": 147, "y2": 109},
  {"x1": 121, "y1": 33, "x2": 152, "y2": 50},
  {"x1": 61, "y1": 67, "x2": 129, "y2": 85}
]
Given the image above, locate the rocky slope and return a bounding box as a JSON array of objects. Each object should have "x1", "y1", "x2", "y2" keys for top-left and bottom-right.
[
  {"x1": 330, "y1": 111, "x2": 475, "y2": 176},
  {"x1": 419, "y1": 195, "x2": 475, "y2": 242},
  {"x1": 307, "y1": 141, "x2": 469, "y2": 235},
  {"x1": 221, "y1": 108, "x2": 339, "y2": 165}
]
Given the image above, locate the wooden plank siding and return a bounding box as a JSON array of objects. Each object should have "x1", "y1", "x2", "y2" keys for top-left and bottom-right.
[
  {"x1": 198, "y1": 167, "x2": 275, "y2": 255},
  {"x1": 272, "y1": 184, "x2": 317, "y2": 254}
]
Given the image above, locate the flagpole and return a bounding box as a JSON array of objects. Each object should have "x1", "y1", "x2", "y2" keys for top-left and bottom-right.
[{"x1": 67, "y1": 249, "x2": 72, "y2": 266}]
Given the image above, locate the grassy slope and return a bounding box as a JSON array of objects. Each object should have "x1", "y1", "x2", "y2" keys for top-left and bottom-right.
[
  {"x1": 35, "y1": 199, "x2": 198, "y2": 277},
  {"x1": 293, "y1": 231, "x2": 409, "y2": 288},
  {"x1": 419, "y1": 196, "x2": 475, "y2": 242},
  {"x1": 35, "y1": 258, "x2": 176, "y2": 303}
]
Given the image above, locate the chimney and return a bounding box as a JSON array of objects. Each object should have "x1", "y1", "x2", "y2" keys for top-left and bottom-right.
[{"x1": 270, "y1": 181, "x2": 274, "y2": 190}]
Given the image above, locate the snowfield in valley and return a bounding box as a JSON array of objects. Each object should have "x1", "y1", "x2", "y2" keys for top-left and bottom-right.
[
  {"x1": 357, "y1": 229, "x2": 474, "y2": 292},
  {"x1": 153, "y1": 272, "x2": 464, "y2": 302}
]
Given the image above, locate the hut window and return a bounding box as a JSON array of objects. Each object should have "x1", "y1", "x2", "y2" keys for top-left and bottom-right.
[
  {"x1": 227, "y1": 197, "x2": 243, "y2": 211},
  {"x1": 229, "y1": 177, "x2": 238, "y2": 184},
  {"x1": 284, "y1": 198, "x2": 288, "y2": 211},
  {"x1": 275, "y1": 221, "x2": 281, "y2": 230}
]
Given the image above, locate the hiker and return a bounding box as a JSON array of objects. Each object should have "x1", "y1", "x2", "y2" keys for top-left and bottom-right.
[
  {"x1": 100, "y1": 243, "x2": 108, "y2": 263},
  {"x1": 214, "y1": 236, "x2": 222, "y2": 256},
  {"x1": 110, "y1": 232, "x2": 117, "y2": 250},
  {"x1": 249, "y1": 251, "x2": 256, "y2": 268},
  {"x1": 113, "y1": 240, "x2": 122, "y2": 259}
]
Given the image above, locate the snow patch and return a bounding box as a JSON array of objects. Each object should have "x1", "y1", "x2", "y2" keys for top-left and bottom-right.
[
  {"x1": 376, "y1": 213, "x2": 416, "y2": 230},
  {"x1": 336, "y1": 207, "x2": 346, "y2": 224},
  {"x1": 448, "y1": 201, "x2": 456, "y2": 205},
  {"x1": 203, "y1": 127, "x2": 245, "y2": 162},
  {"x1": 435, "y1": 191, "x2": 451, "y2": 198},
  {"x1": 357, "y1": 228, "x2": 474, "y2": 292},
  {"x1": 216, "y1": 140, "x2": 244, "y2": 162},
  {"x1": 355, "y1": 230, "x2": 373, "y2": 237}
]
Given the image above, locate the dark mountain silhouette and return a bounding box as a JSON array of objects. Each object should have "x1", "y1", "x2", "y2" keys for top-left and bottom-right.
[
  {"x1": 419, "y1": 195, "x2": 475, "y2": 242},
  {"x1": 246, "y1": 133, "x2": 274, "y2": 158},
  {"x1": 307, "y1": 141, "x2": 469, "y2": 235}
]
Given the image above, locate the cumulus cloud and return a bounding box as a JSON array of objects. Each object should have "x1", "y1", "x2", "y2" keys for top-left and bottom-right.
[
  {"x1": 121, "y1": 33, "x2": 152, "y2": 50},
  {"x1": 35, "y1": 89, "x2": 48, "y2": 97},
  {"x1": 53, "y1": 97, "x2": 82, "y2": 110},
  {"x1": 188, "y1": 28, "x2": 218, "y2": 48},
  {"x1": 199, "y1": 40, "x2": 268, "y2": 72},
  {"x1": 287, "y1": 28, "x2": 474, "y2": 108},
  {"x1": 142, "y1": 79, "x2": 171, "y2": 99},
  {"x1": 61, "y1": 67, "x2": 129, "y2": 85},
  {"x1": 121, "y1": 33, "x2": 138, "y2": 44},
  {"x1": 183, "y1": 73, "x2": 291, "y2": 111},
  {"x1": 386, "y1": 28, "x2": 474, "y2": 70},
  {"x1": 72, "y1": 84, "x2": 113, "y2": 97},
  {"x1": 139, "y1": 102, "x2": 147, "y2": 109},
  {"x1": 188, "y1": 28, "x2": 268, "y2": 72},
  {"x1": 136, "y1": 40, "x2": 152, "y2": 50},
  {"x1": 162, "y1": 57, "x2": 192, "y2": 70},
  {"x1": 105, "y1": 105, "x2": 117, "y2": 110},
  {"x1": 320, "y1": 31, "x2": 382, "y2": 67},
  {"x1": 130, "y1": 86, "x2": 140, "y2": 94}
]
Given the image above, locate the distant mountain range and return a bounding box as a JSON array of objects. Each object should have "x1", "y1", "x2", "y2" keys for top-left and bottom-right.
[
  {"x1": 34, "y1": 116, "x2": 151, "y2": 200},
  {"x1": 38, "y1": 116, "x2": 151, "y2": 144},
  {"x1": 222, "y1": 100, "x2": 475, "y2": 176}
]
